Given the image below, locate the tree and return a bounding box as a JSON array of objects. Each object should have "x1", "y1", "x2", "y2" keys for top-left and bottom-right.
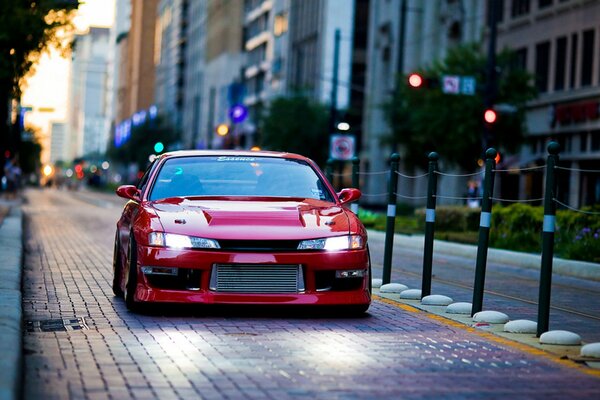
[
  {"x1": 106, "y1": 117, "x2": 179, "y2": 172},
  {"x1": 385, "y1": 43, "x2": 536, "y2": 171},
  {"x1": 259, "y1": 95, "x2": 330, "y2": 167},
  {"x1": 0, "y1": 0, "x2": 79, "y2": 176}
]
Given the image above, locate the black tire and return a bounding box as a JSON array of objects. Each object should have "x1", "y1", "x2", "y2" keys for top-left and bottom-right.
[
  {"x1": 124, "y1": 235, "x2": 140, "y2": 311},
  {"x1": 112, "y1": 232, "x2": 124, "y2": 297}
]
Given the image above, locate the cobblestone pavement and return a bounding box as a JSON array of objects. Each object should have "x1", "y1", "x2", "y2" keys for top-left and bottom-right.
[{"x1": 22, "y1": 188, "x2": 600, "y2": 399}]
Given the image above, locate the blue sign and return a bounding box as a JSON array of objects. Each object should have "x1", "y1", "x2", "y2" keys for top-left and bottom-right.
[{"x1": 229, "y1": 104, "x2": 248, "y2": 124}]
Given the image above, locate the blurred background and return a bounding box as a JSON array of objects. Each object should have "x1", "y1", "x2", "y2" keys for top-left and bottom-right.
[{"x1": 1, "y1": 0, "x2": 599, "y2": 209}]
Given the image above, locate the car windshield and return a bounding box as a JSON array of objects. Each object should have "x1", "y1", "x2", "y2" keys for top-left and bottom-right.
[{"x1": 149, "y1": 156, "x2": 334, "y2": 202}]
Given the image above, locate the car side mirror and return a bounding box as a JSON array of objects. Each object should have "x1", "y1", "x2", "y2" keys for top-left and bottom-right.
[
  {"x1": 116, "y1": 185, "x2": 141, "y2": 201},
  {"x1": 337, "y1": 188, "x2": 361, "y2": 205}
]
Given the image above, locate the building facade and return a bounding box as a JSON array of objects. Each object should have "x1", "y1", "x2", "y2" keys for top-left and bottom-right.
[
  {"x1": 495, "y1": 0, "x2": 600, "y2": 207},
  {"x1": 67, "y1": 27, "x2": 111, "y2": 159},
  {"x1": 362, "y1": 0, "x2": 485, "y2": 204},
  {"x1": 154, "y1": 0, "x2": 189, "y2": 138}
]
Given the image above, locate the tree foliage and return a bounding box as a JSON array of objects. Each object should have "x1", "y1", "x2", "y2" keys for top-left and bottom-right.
[
  {"x1": 1, "y1": 0, "x2": 79, "y2": 179},
  {"x1": 385, "y1": 43, "x2": 537, "y2": 171},
  {"x1": 106, "y1": 117, "x2": 179, "y2": 172},
  {"x1": 0, "y1": 0, "x2": 78, "y2": 96},
  {"x1": 259, "y1": 95, "x2": 330, "y2": 167}
]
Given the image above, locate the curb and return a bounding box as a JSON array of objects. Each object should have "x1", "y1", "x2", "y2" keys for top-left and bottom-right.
[
  {"x1": 368, "y1": 230, "x2": 600, "y2": 281},
  {"x1": 374, "y1": 291, "x2": 600, "y2": 376},
  {"x1": 0, "y1": 205, "x2": 23, "y2": 400}
]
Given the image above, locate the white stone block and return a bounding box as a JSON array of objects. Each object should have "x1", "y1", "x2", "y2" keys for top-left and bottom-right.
[
  {"x1": 379, "y1": 283, "x2": 408, "y2": 293},
  {"x1": 581, "y1": 343, "x2": 600, "y2": 358},
  {"x1": 445, "y1": 302, "x2": 472, "y2": 315},
  {"x1": 504, "y1": 319, "x2": 537, "y2": 334},
  {"x1": 539, "y1": 330, "x2": 581, "y2": 346},
  {"x1": 372, "y1": 279, "x2": 383, "y2": 288},
  {"x1": 472, "y1": 310, "x2": 509, "y2": 324},
  {"x1": 421, "y1": 294, "x2": 453, "y2": 306},
  {"x1": 399, "y1": 289, "x2": 422, "y2": 300}
]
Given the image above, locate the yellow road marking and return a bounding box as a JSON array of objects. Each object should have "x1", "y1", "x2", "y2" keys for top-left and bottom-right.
[{"x1": 374, "y1": 295, "x2": 600, "y2": 378}]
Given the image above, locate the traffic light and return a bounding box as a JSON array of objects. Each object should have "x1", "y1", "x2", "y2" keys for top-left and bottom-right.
[
  {"x1": 408, "y1": 73, "x2": 423, "y2": 88},
  {"x1": 407, "y1": 73, "x2": 438, "y2": 89},
  {"x1": 153, "y1": 142, "x2": 164, "y2": 153},
  {"x1": 484, "y1": 108, "x2": 497, "y2": 124}
]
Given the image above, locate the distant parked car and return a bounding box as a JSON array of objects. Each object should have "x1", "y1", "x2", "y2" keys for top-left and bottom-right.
[{"x1": 113, "y1": 150, "x2": 371, "y2": 313}]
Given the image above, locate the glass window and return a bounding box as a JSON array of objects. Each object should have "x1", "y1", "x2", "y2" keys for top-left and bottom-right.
[
  {"x1": 538, "y1": 0, "x2": 553, "y2": 8},
  {"x1": 511, "y1": 0, "x2": 530, "y2": 17},
  {"x1": 149, "y1": 156, "x2": 334, "y2": 201},
  {"x1": 535, "y1": 41, "x2": 550, "y2": 93},
  {"x1": 570, "y1": 33, "x2": 578, "y2": 88},
  {"x1": 554, "y1": 36, "x2": 567, "y2": 91},
  {"x1": 581, "y1": 29, "x2": 595, "y2": 87}
]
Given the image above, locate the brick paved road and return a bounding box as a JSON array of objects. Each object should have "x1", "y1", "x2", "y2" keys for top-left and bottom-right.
[{"x1": 22, "y1": 188, "x2": 600, "y2": 399}]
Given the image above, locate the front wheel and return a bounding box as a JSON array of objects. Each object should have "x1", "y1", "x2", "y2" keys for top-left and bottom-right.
[
  {"x1": 112, "y1": 233, "x2": 124, "y2": 297},
  {"x1": 124, "y1": 236, "x2": 140, "y2": 311}
]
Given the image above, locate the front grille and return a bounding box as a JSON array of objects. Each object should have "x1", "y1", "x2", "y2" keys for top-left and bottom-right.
[
  {"x1": 210, "y1": 264, "x2": 304, "y2": 293},
  {"x1": 217, "y1": 240, "x2": 300, "y2": 251}
]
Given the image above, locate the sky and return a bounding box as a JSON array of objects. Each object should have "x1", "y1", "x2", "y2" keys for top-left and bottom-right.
[{"x1": 21, "y1": 0, "x2": 115, "y2": 162}]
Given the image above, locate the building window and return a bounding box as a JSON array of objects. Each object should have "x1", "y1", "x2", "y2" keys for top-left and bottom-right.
[
  {"x1": 535, "y1": 41, "x2": 550, "y2": 93},
  {"x1": 570, "y1": 33, "x2": 578, "y2": 88},
  {"x1": 592, "y1": 131, "x2": 600, "y2": 152},
  {"x1": 274, "y1": 12, "x2": 288, "y2": 37},
  {"x1": 513, "y1": 47, "x2": 528, "y2": 70},
  {"x1": 538, "y1": 0, "x2": 553, "y2": 8},
  {"x1": 580, "y1": 133, "x2": 588, "y2": 152},
  {"x1": 511, "y1": 0, "x2": 530, "y2": 17},
  {"x1": 581, "y1": 29, "x2": 594, "y2": 87},
  {"x1": 554, "y1": 36, "x2": 567, "y2": 91}
]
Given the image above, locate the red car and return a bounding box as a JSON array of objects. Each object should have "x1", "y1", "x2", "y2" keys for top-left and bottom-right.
[{"x1": 113, "y1": 150, "x2": 371, "y2": 313}]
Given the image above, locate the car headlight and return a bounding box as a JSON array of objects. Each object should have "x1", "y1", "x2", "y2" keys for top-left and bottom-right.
[
  {"x1": 297, "y1": 235, "x2": 364, "y2": 251},
  {"x1": 148, "y1": 232, "x2": 220, "y2": 249}
]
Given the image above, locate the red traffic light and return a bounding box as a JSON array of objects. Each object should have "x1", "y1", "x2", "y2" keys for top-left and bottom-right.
[
  {"x1": 408, "y1": 73, "x2": 423, "y2": 88},
  {"x1": 484, "y1": 108, "x2": 497, "y2": 124}
]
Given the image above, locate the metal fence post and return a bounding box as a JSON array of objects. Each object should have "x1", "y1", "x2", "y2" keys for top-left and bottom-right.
[
  {"x1": 537, "y1": 141, "x2": 560, "y2": 337},
  {"x1": 382, "y1": 153, "x2": 400, "y2": 284},
  {"x1": 326, "y1": 159, "x2": 334, "y2": 185},
  {"x1": 421, "y1": 152, "x2": 439, "y2": 298},
  {"x1": 471, "y1": 148, "x2": 497, "y2": 316},
  {"x1": 351, "y1": 157, "x2": 360, "y2": 214}
]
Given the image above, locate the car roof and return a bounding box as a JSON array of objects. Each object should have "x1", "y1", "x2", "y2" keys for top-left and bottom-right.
[{"x1": 158, "y1": 150, "x2": 311, "y2": 162}]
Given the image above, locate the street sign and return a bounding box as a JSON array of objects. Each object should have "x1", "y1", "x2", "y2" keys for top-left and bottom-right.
[
  {"x1": 442, "y1": 75, "x2": 476, "y2": 95},
  {"x1": 461, "y1": 76, "x2": 476, "y2": 95},
  {"x1": 442, "y1": 75, "x2": 460, "y2": 94},
  {"x1": 330, "y1": 134, "x2": 355, "y2": 160}
]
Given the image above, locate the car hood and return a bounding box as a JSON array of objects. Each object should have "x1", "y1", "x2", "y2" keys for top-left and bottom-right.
[{"x1": 149, "y1": 197, "x2": 352, "y2": 240}]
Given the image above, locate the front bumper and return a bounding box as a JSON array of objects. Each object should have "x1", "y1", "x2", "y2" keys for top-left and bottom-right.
[{"x1": 133, "y1": 245, "x2": 371, "y2": 305}]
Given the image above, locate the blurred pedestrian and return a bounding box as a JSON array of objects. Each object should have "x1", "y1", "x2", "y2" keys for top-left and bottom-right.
[
  {"x1": 3, "y1": 157, "x2": 21, "y2": 199},
  {"x1": 467, "y1": 180, "x2": 479, "y2": 208}
]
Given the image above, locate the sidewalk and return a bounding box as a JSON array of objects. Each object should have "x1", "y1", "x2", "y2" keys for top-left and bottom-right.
[{"x1": 0, "y1": 199, "x2": 23, "y2": 400}]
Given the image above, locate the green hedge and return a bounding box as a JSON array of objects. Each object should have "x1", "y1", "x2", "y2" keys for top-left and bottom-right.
[
  {"x1": 358, "y1": 204, "x2": 600, "y2": 263},
  {"x1": 415, "y1": 206, "x2": 480, "y2": 232},
  {"x1": 490, "y1": 203, "x2": 600, "y2": 262}
]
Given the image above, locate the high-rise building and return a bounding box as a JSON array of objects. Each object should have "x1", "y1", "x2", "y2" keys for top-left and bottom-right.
[
  {"x1": 67, "y1": 27, "x2": 111, "y2": 159},
  {"x1": 155, "y1": 0, "x2": 189, "y2": 138},
  {"x1": 49, "y1": 122, "x2": 67, "y2": 163},
  {"x1": 201, "y1": 0, "x2": 245, "y2": 149},
  {"x1": 182, "y1": 1, "x2": 207, "y2": 149},
  {"x1": 495, "y1": 0, "x2": 600, "y2": 207},
  {"x1": 362, "y1": 0, "x2": 485, "y2": 204},
  {"x1": 107, "y1": 0, "x2": 131, "y2": 139},
  {"x1": 113, "y1": 0, "x2": 159, "y2": 151}
]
